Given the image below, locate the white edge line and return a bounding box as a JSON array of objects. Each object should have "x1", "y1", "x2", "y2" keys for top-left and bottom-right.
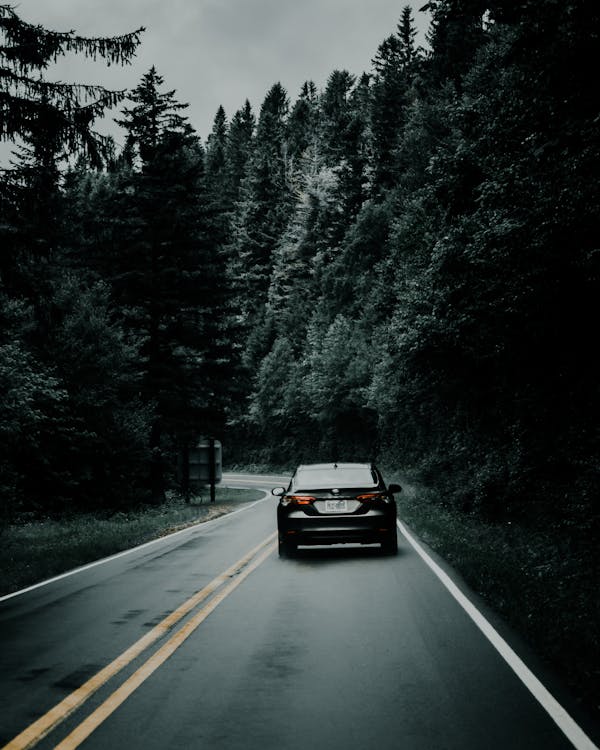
[
  {"x1": 396, "y1": 518, "x2": 598, "y2": 750},
  {"x1": 0, "y1": 490, "x2": 272, "y2": 604}
]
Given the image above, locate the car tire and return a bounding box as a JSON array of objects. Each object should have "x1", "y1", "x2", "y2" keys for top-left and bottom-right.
[
  {"x1": 278, "y1": 534, "x2": 297, "y2": 558},
  {"x1": 381, "y1": 529, "x2": 398, "y2": 556}
]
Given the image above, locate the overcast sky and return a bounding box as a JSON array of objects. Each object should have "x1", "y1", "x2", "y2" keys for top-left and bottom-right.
[{"x1": 14, "y1": 0, "x2": 431, "y2": 146}]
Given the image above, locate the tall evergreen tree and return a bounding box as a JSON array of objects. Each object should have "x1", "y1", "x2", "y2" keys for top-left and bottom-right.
[
  {"x1": 116, "y1": 66, "x2": 194, "y2": 165},
  {"x1": 0, "y1": 5, "x2": 143, "y2": 294},
  {"x1": 205, "y1": 105, "x2": 228, "y2": 189},
  {"x1": 319, "y1": 70, "x2": 356, "y2": 168},
  {"x1": 318, "y1": 70, "x2": 369, "y2": 224},
  {"x1": 230, "y1": 83, "x2": 293, "y2": 335},
  {"x1": 0, "y1": 4, "x2": 143, "y2": 161},
  {"x1": 420, "y1": 0, "x2": 488, "y2": 91},
  {"x1": 0, "y1": 6, "x2": 146, "y2": 516},
  {"x1": 397, "y1": 5, "x2": 420, "y2": 68},
  {"x1": 204, "y1": 105, "x2": 231, "y2": 256},
  {"x1": 287, "y1": 81, "x2": 320, "y2": 162},
  {"x1": 113, "y1": 68, "x2": 223, "y2": 501},
  {"x1": 225, "y1": 100, "x2": 255, "y2": 204},
  {"x1": 370, "y1": 6, "x2": 421, "y2": 192}
]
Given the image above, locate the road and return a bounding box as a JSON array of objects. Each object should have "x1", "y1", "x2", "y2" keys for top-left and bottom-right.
[{"x1": 0, "y1": 472, "x2": 597, "y2": 750}]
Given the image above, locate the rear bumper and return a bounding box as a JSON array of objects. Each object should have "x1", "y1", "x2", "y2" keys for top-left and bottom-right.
[{"x1": 278, "y1": 511, "x2": 396, "y2": 546}]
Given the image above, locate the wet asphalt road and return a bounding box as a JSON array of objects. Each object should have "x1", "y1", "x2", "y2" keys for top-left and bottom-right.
[{"x1": 0, "y1": 473, "x2": 597, "y2": 750}]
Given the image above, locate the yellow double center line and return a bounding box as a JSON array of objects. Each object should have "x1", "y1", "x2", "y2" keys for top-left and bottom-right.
[{"x1": 3, "y1": 532, "x2": 277, "y2": 750}]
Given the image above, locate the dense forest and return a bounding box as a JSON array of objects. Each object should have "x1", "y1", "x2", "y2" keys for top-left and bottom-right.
[{"x1": 2, "y1": 0, "x2": 598, "y2": 532}]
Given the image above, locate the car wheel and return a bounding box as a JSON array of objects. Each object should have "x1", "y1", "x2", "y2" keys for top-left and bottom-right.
[
  {"x1": 381, "y1": 529, "x2": 398, "y2": 556},
  {"x1": 278, "y1": 534, "x2": 297, "y2": 558}
]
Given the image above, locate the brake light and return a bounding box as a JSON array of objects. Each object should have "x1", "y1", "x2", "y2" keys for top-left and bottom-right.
[
  {"x1": 283, "y1": 495, "x2": 315, "y2": 506},
  {"x1": 356, "y1": 492, "x2": 387, "y2": 502}
]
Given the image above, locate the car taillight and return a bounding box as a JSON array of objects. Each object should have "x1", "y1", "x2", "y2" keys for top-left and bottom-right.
[
  {"x1": 356, "y1": 492, "x2": 390, "y2": 503},
  {"x1": 282, "y1": 495, "x2": 316, "y2": 506}
]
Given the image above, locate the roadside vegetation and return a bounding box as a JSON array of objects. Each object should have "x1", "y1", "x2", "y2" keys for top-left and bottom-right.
[
  {"x1": 393, "y1": 478, "x2": 599, "y2": 721},
  {"x1": 0, "y1": 487, "x2": 263, "y2": 598}
]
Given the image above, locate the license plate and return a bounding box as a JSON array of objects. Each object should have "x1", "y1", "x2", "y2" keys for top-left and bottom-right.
[{"x1": 325, "y1": 499, "x2": 348, "y2": 513}]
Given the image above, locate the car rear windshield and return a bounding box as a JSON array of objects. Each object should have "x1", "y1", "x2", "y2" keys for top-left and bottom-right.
[{"x1": 294, "y1": 466, "x2": 378, "y2": 489}]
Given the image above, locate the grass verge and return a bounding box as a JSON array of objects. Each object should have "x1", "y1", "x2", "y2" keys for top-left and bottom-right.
[
  {"x1": 394, "y1": 480, "x2": 599, "y2": 721},
  {"x1": 0, "y1": 486, "x2": 264, "y2": 598}
]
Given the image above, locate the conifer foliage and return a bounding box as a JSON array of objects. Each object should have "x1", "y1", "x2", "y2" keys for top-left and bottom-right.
[
  {"x1": 231, "y1": 1, "x2": 599, "y2": 547},
  {"x1": 76, "y1": 67, "x2": 231, "y2": 502},
  {"x1": 0, "y1": 4, "x2": 143, "y2": 161},
  {"x1": 1, "y1": 0, "x2": 598, "y2": 541},
  {"x1": 1, "y1": 6, "x2": 147, "y2": 516}
]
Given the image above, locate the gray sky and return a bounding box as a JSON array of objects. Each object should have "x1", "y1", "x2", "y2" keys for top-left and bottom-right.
[{"x1": 16, "y1": 1, "x2": 431, "y2": 145}]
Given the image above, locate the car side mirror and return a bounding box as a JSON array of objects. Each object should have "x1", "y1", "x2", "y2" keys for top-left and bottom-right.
[
  {"x1": 388, "y1": 483, "x2": 402, "y2": 494},
  {"x1": 272, "y1": 487, "x2": 285, "y2": 497}
]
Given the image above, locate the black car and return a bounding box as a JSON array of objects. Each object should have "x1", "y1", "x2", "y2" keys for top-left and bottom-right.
[{"x1": 272, "y1": 462, "x2": 401, "y2": 557}]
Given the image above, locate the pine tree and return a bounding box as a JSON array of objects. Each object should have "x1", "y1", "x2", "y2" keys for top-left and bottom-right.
[
  {"x1": 0, "y1": 5, "x2": 143, "y2": 294},
  {"x1": 318, "y1": 70, "x2": 369, "y2": 225},
  {"x1": 398, "y1": 5, "x2": 420, "y2": 68},
  {"x1": 420, "y1": 0, "x2": 488, "y2": 91},
  {"x1": 287, "y1": 81, "x2": 319, "y2": 162},
  {"x1": 225, "y1": 100, "x2": 255, "y2": 204},
  {"x1": 370, "y1": 6, "x2": 421, "y2": 192},
  {"x1": 267, "y1": 155, "x2": 340, "y2": 347},
  {"x1": 342, "y1": 72, "x2": 373, "y2": 216},
  {"x1": 203, "y1": 104, "x2": 248, "y2": 445},
  {"x1": 319, "y1": 70, "x2": 356, "y2": 168},
  {"x1": 0, "y1": 6, "x2": 146, "y2": 515},
  {"x1": 115, "y1": 66, "x2": 193, "y2": 165},
  {"x1": 205, "y1": 105, "x2": 228, "y2": 186},
  {"x1": 204, "y1": 105, "x2": 231, "y2": 250},
  {"x1": 0, "y1": 4, "x2": 143, "y2": 162},
  {"x1": 230, "y1": 83, "x2": 293, "y2": 328},
  {"x1": 113, "y1": 68, "x2": 222, "y2": 501}
]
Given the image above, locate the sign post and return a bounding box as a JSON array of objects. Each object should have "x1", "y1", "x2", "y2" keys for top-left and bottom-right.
[
  {"x1": 208, "y1": 437, "x2": 216, "y2": 503},
  {"x1": 187, "y1": 438, "x2": 222, "y2": 500}
]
